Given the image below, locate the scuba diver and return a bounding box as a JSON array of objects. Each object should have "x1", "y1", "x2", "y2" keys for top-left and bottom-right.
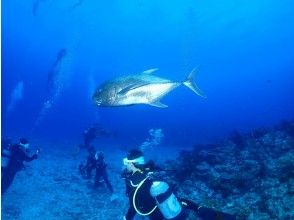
[
  {"x1": 1, "y1": 138, "x2": 39, "y2": 194},
  {"x1": 79, "y1": 148, "x2": 117, "y2": 200},
  {"x1": 46, "y1": 48, "x2": 67, "y2": 94},
  {"x1": 32, "y1": 48, "x2": 68, "y2": 131},
  {"x1": 121, "y1": 149, "x2": 237, "y2": 220},
  {"x1": 79, "y1": 146, "x2": 97, "y2": 179},
  {"x1": 94, "y1": 151, "x2": 114, "y2": 193},
  {"x1": 78, "y1": 124, "x2": 112, "y2": 152}
]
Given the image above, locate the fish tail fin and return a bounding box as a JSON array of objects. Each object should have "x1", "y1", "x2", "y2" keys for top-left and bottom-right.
[{"x1": 183, "y1": 67, "x2": 207, "y2": 98}]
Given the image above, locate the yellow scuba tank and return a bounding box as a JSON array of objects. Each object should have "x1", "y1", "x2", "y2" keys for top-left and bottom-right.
[{"x1": 150, "y1": 181, "x2": 182, "y2": 219}]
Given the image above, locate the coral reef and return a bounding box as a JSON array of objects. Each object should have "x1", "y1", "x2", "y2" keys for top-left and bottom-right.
[{"x1": 165, "y1": 120, "x2": 294, "y2": 219}]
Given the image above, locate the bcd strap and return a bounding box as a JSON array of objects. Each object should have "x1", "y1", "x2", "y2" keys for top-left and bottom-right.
[{"x1": 155, "y1": 187, "x2": 173, "y2": 204}]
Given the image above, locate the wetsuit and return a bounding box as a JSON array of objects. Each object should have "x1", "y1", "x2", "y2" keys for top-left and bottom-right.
[
  {"x1": 1, "y1": 144, "x2": 38, "y2": 194},
  {"x1": 123, "y1": 170, "x2": 164, "y2": 220},
  {"x1": 94, "y1": 157, "x2": 113, "y2": 193},
  {"x1": 79, "y1": 153, "x2": 96, "y2": 179},
  {"x1": 82, "y1": 126, "x2": 111, "y2": 151}
]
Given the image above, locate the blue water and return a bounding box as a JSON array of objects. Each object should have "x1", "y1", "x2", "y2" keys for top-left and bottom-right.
[{"x1": 2, "y1": 0, "x2": 294, "y2": 146}]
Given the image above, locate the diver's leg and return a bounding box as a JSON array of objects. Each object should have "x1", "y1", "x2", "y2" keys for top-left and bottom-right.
[
  {"x1": 102, "y1": 171, "x2": 113, "y2": 193},
  {"x1": 94, "y1": 169, "x2": 102, "y2": 187},
  {"x1": 180, "y1": 198, "x2": 237, "y2": 220},
  {"x1": 86, "y1": 164, "x2": 94, "y2": 179},
  {"x1": 197, "y1": 207, "x2": 236, "y2": 220},
  {"x1": 1, "y1": 171, "x2": 16, "y2": 194}
]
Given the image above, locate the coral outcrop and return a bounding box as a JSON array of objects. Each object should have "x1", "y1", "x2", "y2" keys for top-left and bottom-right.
[{"x1": 165, "y1": 121, "x2": 294, "y2": 219}]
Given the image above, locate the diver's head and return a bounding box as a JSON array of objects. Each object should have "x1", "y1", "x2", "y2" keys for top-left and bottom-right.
[
  {"x1": 19, "y1": 138, "x2": 30, "y2": 150},
  {"x1": 123, "y1": 149, "x2": 145, "y2": 173}
]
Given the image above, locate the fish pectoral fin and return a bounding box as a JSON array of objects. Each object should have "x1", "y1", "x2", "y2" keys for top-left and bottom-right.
[
  {"x1": 141, "y1": 68, "x2": 159, "y2": 75},
  {"x1": 148, "y1": 101, "x2": 168, "y2": 108},
  {"x1": 118, "y1": 82, "x2": 150, "y2": 95},
  {"x1": 117, "y1": 84, "x2": 141, "y2": 95},
  {"x1": 118, "y1": 87, "x2": 132, "y2": 95}
]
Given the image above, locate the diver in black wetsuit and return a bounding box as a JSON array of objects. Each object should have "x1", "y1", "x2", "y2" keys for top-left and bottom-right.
[
  {"x1": 79, "y1": 146, "x2": 96, "y2": 179},
  {"x1": 79, "y1": 149, "x2": 114, "y2": 194},
  {"x1": 122, "y1": 149, "x2": 164, "y2": 220},
  {"x1": 79, "y1": 125, "x2": 111, "y2": 152},
  {"x1": 46, "y1": 48, "x2": 67, "y2": 92},
  {"x1": 94, "y1": 151, "x2": 114, "y2": 193},
  {"x1": 122, "y1": 149, "x2": 237, "y2": 220},
  {"x1": 1, "y1": 138, "x2": 39, "y2": 194}
]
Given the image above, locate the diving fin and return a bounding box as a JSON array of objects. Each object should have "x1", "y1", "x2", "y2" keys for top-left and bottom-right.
[{"x1": 183, "y1": 67, "x2": 207, "y2": 98}]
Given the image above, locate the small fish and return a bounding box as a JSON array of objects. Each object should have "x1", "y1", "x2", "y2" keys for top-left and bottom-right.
[{"x1": 93, "y1": 68, "x2": 206, "y2": 108}]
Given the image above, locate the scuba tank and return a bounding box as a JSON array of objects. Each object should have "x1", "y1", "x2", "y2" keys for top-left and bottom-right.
[{"x1": 150, "y1": 181, "x2": 182, "y2": 219}]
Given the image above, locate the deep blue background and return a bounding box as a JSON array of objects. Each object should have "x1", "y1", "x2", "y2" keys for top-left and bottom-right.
[{"x1": 2, "y1": 0, "x2": 294, "y2": 147}]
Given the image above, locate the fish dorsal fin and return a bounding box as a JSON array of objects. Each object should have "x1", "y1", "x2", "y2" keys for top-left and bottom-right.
[
  {"x1": 148, "y1": 100, "x2": 168, "y2": 108},
  {"x1": 141, "y1": 68, "x2": 159, "y2": 75}
]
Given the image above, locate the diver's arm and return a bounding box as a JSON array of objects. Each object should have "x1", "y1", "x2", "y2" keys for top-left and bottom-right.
[
  {"x1": 24, "y1": 154, "x2": 38, "y2": 162},
  {"x1": 23, "y1": 150, "x2": 39, "y2": 162}
]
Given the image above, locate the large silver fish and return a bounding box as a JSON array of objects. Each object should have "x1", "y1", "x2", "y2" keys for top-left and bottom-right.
[{"x1": 92, "y1": 68, "x2": 206, "y2": 108}]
